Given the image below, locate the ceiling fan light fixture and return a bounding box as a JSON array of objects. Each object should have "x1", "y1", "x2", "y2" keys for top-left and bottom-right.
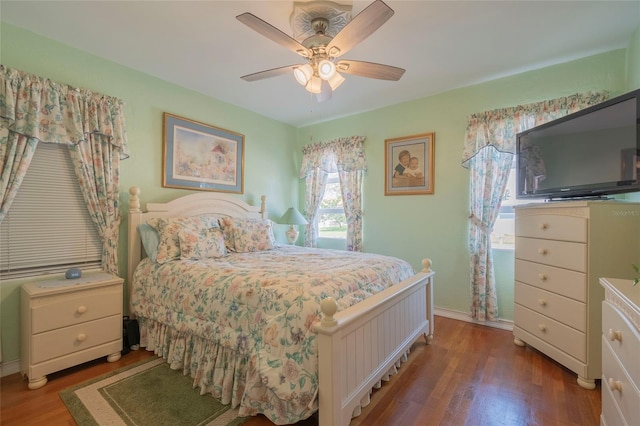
[
  {"x1": 318, "y1": 59, "x2": 336, "y2": 80},
  {"x1": 327, "y1": 71, "x2": 345, "y2": 90},
  {"x1": 306, "y1": 76, "x2": 323, "y2": 94},
  {"x1": 293, "y1": 64, "x2": 313, "y2": 86}
]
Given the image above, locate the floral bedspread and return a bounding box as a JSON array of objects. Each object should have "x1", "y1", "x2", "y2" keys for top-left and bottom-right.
[{"x1": 131, "y1": 245, "x2": 415, "y2": 424}]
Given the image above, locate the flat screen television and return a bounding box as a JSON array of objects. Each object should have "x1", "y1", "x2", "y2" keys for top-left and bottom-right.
[{"x1": 516, "y1": 88, "x2": 640, "y2": 200}]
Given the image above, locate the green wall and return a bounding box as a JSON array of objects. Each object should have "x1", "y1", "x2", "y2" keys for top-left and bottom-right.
[{"x1": 1, "y1": 20, "x2": 639, "y2": 365}]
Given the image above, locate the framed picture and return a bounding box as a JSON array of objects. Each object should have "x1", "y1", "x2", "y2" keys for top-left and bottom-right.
[
  {"x1": 162, "y1": 113, "x2": 244, "y2": 193},
  {"x1": 385, "y1": 132, "x2": 435, "y2": 195}
]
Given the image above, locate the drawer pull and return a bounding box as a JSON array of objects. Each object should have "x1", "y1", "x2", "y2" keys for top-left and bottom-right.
[
  {"x1": 608, "y1": 329, "x2": 622, "y2": 342},
  {"x1": 77, "y1": 305, "x2": 87, "y2": 314},
  {"x1": 537, "y1": 248, "x2": 547, "y2": 255},
  {"x1": 76, "y1": 333, "x2": 87, "y2": 342},
  {"x1": 538, "y1": 298, "x2": 547, "y2": 307},
  {"x1": 608, "y1": 378, "x2": 623, "y2": 393},
  {"x1": 538, "y1": 324, "x2": 547, "y2": 332},
  {"x1": 538, "y1": 274, "x2": 547, "y2": 282},
  {"x1": 539, "y1": 223, "x2": 548, "y2": 230}
]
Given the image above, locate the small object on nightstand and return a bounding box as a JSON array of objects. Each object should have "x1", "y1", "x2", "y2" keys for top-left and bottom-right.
[
  {"x1": 279, "y1": 207, "x2": 308, "y2": 244},
  {"x1": 65, "y1": 268, "x2": 82, "y2": 279}
]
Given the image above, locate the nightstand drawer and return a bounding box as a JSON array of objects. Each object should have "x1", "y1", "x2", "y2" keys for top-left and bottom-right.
[
  {"x1": 602, "y1": 300, "x2": 640, "y2": 386},
  {"x1": 514, "y1": 304, "x2": 586, "y2": 361},
  {"x1": 515, "y1": 259, "x2": 586, "y2": 301},
  {"x1": 31, "y1": 314, "x2": 121, "y2": 364},
  {"x1": 31, "y1": 285, "x2": 121, "y2": 334},
  {"x1": 515, "y1": 282, "x2": 585, "y2": 331},
  {"x1": 515, "y1": 213, "x2": 587, "y2": 242},
  {"x1": 515, "y1": 237, "x2": 586, "y2": 272}
]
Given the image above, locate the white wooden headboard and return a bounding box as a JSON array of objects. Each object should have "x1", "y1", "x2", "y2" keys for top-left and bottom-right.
[{"x1": 127, "y1": 186, "x2": 266, "y2": 310}]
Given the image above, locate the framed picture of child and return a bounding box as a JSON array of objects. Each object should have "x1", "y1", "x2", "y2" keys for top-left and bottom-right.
[{"x1": 384, "y1": 132, "x2": 435, "y2": 195}]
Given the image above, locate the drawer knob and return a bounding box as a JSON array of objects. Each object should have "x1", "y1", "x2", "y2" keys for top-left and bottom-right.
[
  {"x1": 608, "y1": 329, "x2": 622, "y2": 342},
  {"x1": 608, "y1": 378, "x2": 623, "y2": 393},
  {"x1": 77, "y1": 305, "x2": 87, "y2": 314},
  {"x1": 76, "y1": 333, "x2": 87, "y2": 342},
  {"x1": 538, "y1": 324, "x2": 547, "y2": 332},
  {"x1": 537, "y1": 248, "x2": 547, "y2": 255},
  {"x1": 538, "y1": 298, "x2": 547, "y2": 307},
  {"x1": 538, "y1": 273, "x2": 547, "y2": 282},
  {"x1": 539, "y1": 223, "x2": 548, "y2": 230}
]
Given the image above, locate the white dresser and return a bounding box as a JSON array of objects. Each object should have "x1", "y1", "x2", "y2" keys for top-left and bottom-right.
[
  {"x1": 21, "y1": 271, "x2": 123, "y2": 389},
  {"x1": 513, "y1": 201, "x2": 640, "y2": 389},
  {"x1": 600, "y1": 277, "x2": 640, "y2": 426}
]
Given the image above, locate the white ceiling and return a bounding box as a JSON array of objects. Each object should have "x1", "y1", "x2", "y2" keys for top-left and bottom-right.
[{"x1": 2, "y1": 1, "x2": 639, "y2": 127}]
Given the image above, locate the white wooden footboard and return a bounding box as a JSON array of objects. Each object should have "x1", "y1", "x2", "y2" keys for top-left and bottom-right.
[{"x1": 314, "y1": 261, "x2": 434, "y2": 426}]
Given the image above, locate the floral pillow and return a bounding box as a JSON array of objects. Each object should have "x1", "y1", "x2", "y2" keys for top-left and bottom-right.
[
  {"x1": 178, "y1": 227, "x2": 226, "y2": 260},
  {"x1": 218, "y1": 217, "x2": 276, "y2": 252},
  {"x1": 147, "y1": 215, "x2": 219, "y2": 263}
]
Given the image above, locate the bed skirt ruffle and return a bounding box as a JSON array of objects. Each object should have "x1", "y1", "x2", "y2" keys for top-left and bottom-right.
[{"x1": 138, "y1": 317, "x2": 319, "y2": 424}]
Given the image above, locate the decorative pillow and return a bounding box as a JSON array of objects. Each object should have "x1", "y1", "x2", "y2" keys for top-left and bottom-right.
[
  {"x1": 137, "y1": 223, "x2": 160, "y2": 263},
  {"x1": 178, "y1": 227, "x2": 226, "y2": 260},
  {"x1": 147, "y1": 215, "x2": 219, "y2": 264},
  {"x1": 217, "y1": 217, "x2": 237, "y2": 251},
  {"x1": 233, "y1": 219, "x2": 275, "y2": 253}
]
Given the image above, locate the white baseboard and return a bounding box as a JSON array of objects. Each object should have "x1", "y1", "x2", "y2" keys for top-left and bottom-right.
[
  {"x1": 434, "y1": 307, "x2": 514, "y2": 331},
  {"x1": 1, "y1": 359, "x2": 21, "y2": 378}
]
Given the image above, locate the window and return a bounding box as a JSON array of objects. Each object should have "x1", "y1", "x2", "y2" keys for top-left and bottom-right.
[
  {"x1": 491, "y1": 161, "x2": 542, "y2": 248},
  {"x1": 0, "y1": 143, "x2": 102, "y2": 280},
  {"x1": 317, "y1": 172, "x2": 346, "y2": 238}
]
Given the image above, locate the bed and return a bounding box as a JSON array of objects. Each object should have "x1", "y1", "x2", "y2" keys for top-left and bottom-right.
[{"x1": 126, "y1": 187, "x2": 434, "y2": 426}]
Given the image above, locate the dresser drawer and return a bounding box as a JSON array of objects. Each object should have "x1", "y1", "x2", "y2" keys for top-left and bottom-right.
[
  {"x1": 31, "y1": 315, "x2": 121, "y2": 364},
  {"x1": 601, "y1": 374, "x2": 627, "y2": 426},
  {"x1": 515, "y1": 213, "x2": 587, "y2": 242},
  {"x1": 515, "y1": 259, "x2": 586, "y2": 302},
  {"x1": 31, "y1": 285, "x2": 121, "y2": 334},
  {"x1": 514, "y1": 304, "x2": 586, "y2": 361},
  {"x1": 602, "y1": 300, "x2": 640, "y2": 387},
  {"x1": 515, "y1": 237, "x2": 586, "y2": 272},
  {"x1": 602, "y1": 336, "x2": 640, "y2": 423},
  {"x1": 515, "y1": 282, "x2": 585, "y2": 331}
]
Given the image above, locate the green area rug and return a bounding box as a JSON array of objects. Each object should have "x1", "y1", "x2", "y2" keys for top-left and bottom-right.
[{"x1": 60, "y1": 356, "x2": 248, "y2": 426}]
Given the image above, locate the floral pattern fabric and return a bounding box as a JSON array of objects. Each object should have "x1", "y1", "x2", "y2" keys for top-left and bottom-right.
[
  {"x1": 463, "y1": 91, "x2": 609, "y2": 321},
  {"x1": 147, "y1": 215, "x2": 220, "y2": 264},
  {"x1": 0, "y1": 65, "x2": 128, "y2": 274},
  {"x1": 130, "y1": 245, "x2": 415, "y2": 424},
  {"x1": 179, "y1": 227, "x2": 227, "y2": 260},
  {"x1": 218, "y1": 217, "x2": 276, "y2": 253}
]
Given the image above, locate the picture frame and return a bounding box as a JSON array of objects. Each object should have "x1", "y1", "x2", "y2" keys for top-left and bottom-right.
[
  {"x1": 162, "y1": 113, "x2": 244, "y2": 193},
  {"x1": 385, "y1": 132, "x2": 435, "y2": 195}
]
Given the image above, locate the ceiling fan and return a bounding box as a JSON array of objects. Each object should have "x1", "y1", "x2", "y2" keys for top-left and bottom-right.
[{"x1": 236, "y1": 0, "x2": 405, "y2": 102}]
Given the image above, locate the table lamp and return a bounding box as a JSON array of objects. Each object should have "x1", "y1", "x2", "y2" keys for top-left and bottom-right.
[{"x1": 279, "y1": 207, "x2": 308, "y2": 244}]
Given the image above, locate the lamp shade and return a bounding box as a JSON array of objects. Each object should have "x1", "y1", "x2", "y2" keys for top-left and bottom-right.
[{"x1": 279, "y1": 207, "x2": 308, "y2": 225}]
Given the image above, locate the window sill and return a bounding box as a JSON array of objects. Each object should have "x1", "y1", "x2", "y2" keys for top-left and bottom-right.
[{"x1": 491, "y1": 243, "x2": 514, "y2": 251}]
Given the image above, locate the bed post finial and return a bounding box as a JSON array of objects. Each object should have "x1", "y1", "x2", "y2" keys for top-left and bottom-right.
[
  {"x1": 129, "y1": 186, "x2": 141, "y2": 212},
  {"x1": 260, "y1": 195, "x2": 267, "y2": 219},
  {"x1": 421, "y1": 258, "x2": 432, "y2": 273},
  {"x1": 320, "y1": 297, "x2": 338, "y2": 327}
]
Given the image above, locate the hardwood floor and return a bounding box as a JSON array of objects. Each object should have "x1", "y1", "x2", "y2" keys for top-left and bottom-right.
[{"x1": 1, "y1": 316, "x2": 601, "y2": 426}]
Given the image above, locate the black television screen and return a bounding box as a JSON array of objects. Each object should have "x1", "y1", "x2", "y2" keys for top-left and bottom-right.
[{"x1": 516, "y1": 89, "x2": 640, "y2": 200}]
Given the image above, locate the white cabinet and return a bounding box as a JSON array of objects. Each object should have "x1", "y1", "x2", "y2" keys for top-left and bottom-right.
[
  {"x1": 600, "y1": 277, "x2": 640, "y2": 426},
  {"x1": 513, "y1": 201, "x2": 640, "y2": 389},
  {"x1": 21, "y1": 271, "x2": 123, "y2": 389}
]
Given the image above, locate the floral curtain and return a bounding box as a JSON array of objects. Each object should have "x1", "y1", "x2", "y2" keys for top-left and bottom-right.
[
  {"x1": 0, "y1": 65, "x2": 129, "y2": 274},
  {"x1": 300, "y1": 136, "x2": 367, "y2": 249},
  {"x1": 462, "y1": 91, "x2": 609, "y2": 321}
]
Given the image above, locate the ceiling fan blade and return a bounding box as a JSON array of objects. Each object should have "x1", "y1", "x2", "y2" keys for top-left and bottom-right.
[
  {"x1": 237, "y1": 12, "x2": 311, "y2": 57},
  {"x1": 241, "y1": 65, "x2": 300, "y2": 82},
  {"x1": 326, "y1": 0, "x2": 394, "y2": 58},
  {"x1": 336, "y1": 60, "x2": 405, "y2": 81}
]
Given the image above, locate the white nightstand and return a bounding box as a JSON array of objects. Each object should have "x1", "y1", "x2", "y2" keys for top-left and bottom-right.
[{"x1": 20, "y1": 271, "x2": 123, "y2": 389}]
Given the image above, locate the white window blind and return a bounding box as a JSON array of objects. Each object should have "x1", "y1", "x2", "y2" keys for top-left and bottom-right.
[{"x1": 0, "y1": 143, "x2": 102, "y2": 280}]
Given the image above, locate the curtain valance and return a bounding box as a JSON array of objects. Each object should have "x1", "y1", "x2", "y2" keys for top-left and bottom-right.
[
  {"x1": 299, "y1": 136, "x2": 366, "y2": 178},
  {"x1": 461, "y1": 91, "x2": 608, "y2": 168},
  {"x1": 0, "y1": 65, "x2": 129, "y2": 158}
]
